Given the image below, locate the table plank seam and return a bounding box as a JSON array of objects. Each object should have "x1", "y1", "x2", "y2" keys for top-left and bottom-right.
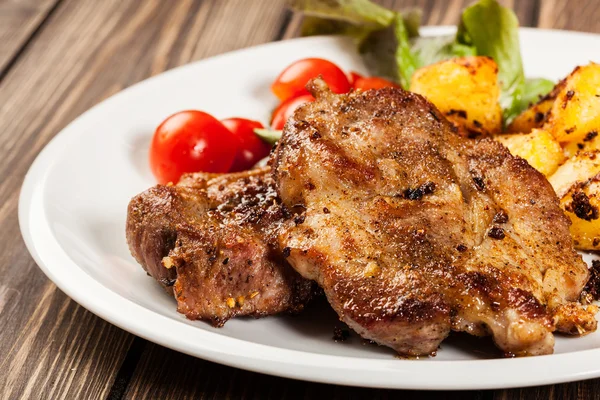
[
  {"x1": 275, "y1": 8, "x2": 293, "y2": 41},
  {"x1": 0, "y1": 0, "x2": 65, "y2": 83},
  {"x1": 106, "y1": 337, "x2": 147, "y2": 400},
  {"x1": 531, "y1": 0, "x2": 541, "y2": 28}
]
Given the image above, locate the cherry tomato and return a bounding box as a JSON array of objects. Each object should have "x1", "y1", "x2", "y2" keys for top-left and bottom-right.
[
  {"x1": 353, "y1": 76, "x2": 400, "y2": 91},
  {"x1": 221, "y1": 118, "x2": 271, "y2": 172},
  {"x1": 149, "y1": 110, "x2": 237, "y2": 184},
  {"x1": 270, "y1": 94, "x2": 315, "y2": 130},
  {"x1": 348, "y1": 71, "x2": 364, "y2": 86},
  {"x1": 271, "y1": 58, "x2": 351, "y2": 102}
]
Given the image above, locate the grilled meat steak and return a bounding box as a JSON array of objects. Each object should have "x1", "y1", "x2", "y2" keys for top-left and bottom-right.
[
  {"x1": 126, "y1": 167, "x2": 316, "y2": 327},
  {"x1": 273, "y1": 79, "x2": 597, "y2": 356}
]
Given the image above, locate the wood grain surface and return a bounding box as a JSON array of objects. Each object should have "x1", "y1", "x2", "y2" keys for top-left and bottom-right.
[
  {"x1": 1, "y1": 1, "x2": 599, "y2": 399},
  {"x1": 0, "y1": 0, "x2": 60, "y2": 76}
]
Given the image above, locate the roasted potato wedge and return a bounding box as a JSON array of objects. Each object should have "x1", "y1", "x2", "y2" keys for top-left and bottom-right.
[
  {"x1": 410, "y1": 56, "x2": 502, "y2": 137},
  {"x1": 563, "y1": 131, "x2": 600, "y2": 158},
  {"x1": 544, "y1": 63, "x2": 600, "y2": 146},
  {"x1": 506, "y1": 79, "x2": 565, "y2": 133},
  {"x1": 549, "y1": 151, "x2": 600, "y2": 198},
  {"x1": 549, "y1": 151, "x2": 600, "y2": 251},
  {"x1": 560, "y1": 177, "x2": 600, "y2": 251},
  {"x1": 495, "y1": 129, "x2": 565, "y2": 176}
]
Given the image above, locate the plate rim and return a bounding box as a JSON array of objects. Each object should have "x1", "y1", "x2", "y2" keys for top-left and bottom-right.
[{"x1": 18, "y1": 27, "x2": 600, "y2": 390}]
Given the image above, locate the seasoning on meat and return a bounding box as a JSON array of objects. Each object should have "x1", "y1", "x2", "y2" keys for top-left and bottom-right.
[
  {"x1": 273, "y1": 78, "x2": 596, "y2": 357},
  {"x1": 126, "y1": 167, "x2": 317, "y2": 327}
]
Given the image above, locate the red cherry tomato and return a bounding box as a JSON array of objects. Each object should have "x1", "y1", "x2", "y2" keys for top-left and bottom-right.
[
  {"x1": 221, "y1": 118, "x2": 271, "y2": 172},
  {"x1": 271, "y1": 58, "x2": 351, "y2": 102},
  {"x1": 348, "y1": 71, "x2": 364, "y2": 86},
  {"x1": 149, "y1": 110, "x2": 237, "y2": 184},
  {"x1": 270, "y1": 94, "x2": 315, "y2": 130},
  {"x1": 353, "y1": 76, "x2": 400, "y2": 91}
]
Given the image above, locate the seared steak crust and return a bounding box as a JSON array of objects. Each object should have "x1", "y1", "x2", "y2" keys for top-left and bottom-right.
[
  {"x1": 273, "y1": 79, "x2": 597, "y2": 356},
  {"x1": 126, "y1": 167, "x2": 316, "y2": 327}
]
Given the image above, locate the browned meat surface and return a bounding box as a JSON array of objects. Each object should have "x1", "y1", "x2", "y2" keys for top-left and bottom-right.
[
  {"x1": 273, "y1": 79, "x2": 597, "y2": 357},
  {"x1": 126, "y1": 167, "x2": 316, "y2": 327}
]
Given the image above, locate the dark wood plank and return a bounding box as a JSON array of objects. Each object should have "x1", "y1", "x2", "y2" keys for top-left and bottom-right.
[
  {"x1": 538, "y1": 0, "x2": 600, "y2": 33},
  {"x1": 493, "y1": 380, "x2": 599, "y2": 400},
  {"x1": 0, "y1": 290, "x2": 133, "y2": 400},
  {"x1": 0, "y1": 0, "x2": 62, "y2": 76},
  {"x1": 0, "y1": 0, "x2": 290, "y2": 399},
  {"x1": 125, "y1": 342, "x2": 484, "y2": 400}
]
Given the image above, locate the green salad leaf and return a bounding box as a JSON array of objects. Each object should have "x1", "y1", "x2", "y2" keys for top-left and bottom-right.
[
  {"x1": 293, "y1": 0, "x2": 395, "y2": 41},
  {"x1": 519, "y1": 77, "x2": 555, "y2": 109},
  {"x1": 290, "y1": 0, "x2": 553, "y2": 124},
  {"x1": 291, "y1": 0, "x2": 395, "y2": 28},
  {"x1": 254, "y1": 128, "x2": 282, "y2": 144},
  {"x1": 290, "y1": 0, "x2": 477, "y2": 88},
  {"x1": 300, "y1": 16, "x2": 373, "y2": 39},
  {"x1": 411, "y1": 35, "x2": 476, "y2": 66},
  {"x1": 358, "y1": 12, "x2": 420, "y2": 87}
]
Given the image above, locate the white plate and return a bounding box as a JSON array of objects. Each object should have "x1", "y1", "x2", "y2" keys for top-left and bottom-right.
[{"x1": 19, "y1": 27, "x2": 600, "y2": 390}]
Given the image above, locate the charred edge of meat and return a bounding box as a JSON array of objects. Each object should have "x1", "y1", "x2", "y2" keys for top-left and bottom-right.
[
  {"x1": 159, "y1": 277, "x2": 177, "y2": 287},
  {"x1": 462, "y1": 272, "x2": 547, "y2": 320},
  {"x1": 473, "y1": 176, "x2": 485, "y2": 191},
  {"x1": 333, "y1": 326, "x2": 350, "y2": 342},
  {"x1": 582, "y1": 260, "x2": 600, "y2": 302},
  {"x1": 488, "y1": 227, "x2": 505, "y2": 240},
  {"x1": 403, "y1": 182, "x2": 436, "y2": 200},
  {"x1": 493, "y1": 210, "x2": 509, "y2": 224},
  {"x1": 161, "y1": 230, "x2": 178, "y2": 257}
]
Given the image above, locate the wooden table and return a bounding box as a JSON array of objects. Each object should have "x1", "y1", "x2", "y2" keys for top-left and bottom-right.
[{"x1": 2, "y1": 0, "x2": 600, "y2": 398}]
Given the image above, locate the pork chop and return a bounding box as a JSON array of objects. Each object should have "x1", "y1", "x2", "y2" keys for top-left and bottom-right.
[
  {"x1": 273, "y1": 79, "x2": 597, "y2": 356},
  {"x1": 126, "y1": 167, "x2": 316, "y2": 327}
]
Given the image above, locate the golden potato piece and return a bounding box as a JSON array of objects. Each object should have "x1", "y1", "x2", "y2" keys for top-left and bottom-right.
[
  {"x1": 495, "y1": 129, "x2": 565, "y2": 176},
  {"x1": 549, "y1": 150, "x2": 600, "y2": 198},
  {"x1": 544, "y1": 63, "x2": 600, "y2": 146},
  {"x1": 549, "y1": 151, "x2": 600, "y2": 251},
  {"x1": 561, "y1": 177, "x2": 600, "y2": 251},
  {"x1": 507, "y1": 79, "x2": 565, "y2": 133},
  {"x1": 564, "y1": 130, "x2": 600, "y2": 158},
  {"x1": 410, "y1": 56, "x2": 502, "y2": 137}
]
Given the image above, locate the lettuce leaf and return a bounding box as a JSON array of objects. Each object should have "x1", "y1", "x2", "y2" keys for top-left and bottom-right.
[
  {"x1": 254, "y1": 128, "x2": 282, "y2": 145},
  {"x1": 291, "y1": 0, "x2": 552, "y2": 123},
  {"x1": 358, "y1": 13, "x2": 419, "y2": 87},
  {"x1": 292, "y1": 0, "x2": 420, "y2": 87},
  {"x1": 292, "y1": 0, "x2": 474, "y2": 88},
  {"x1": 411, "y1": 35, "x2": 476, "y2": 66},
  {"x1": 291, "y1": 0, "x2": 395, "y2": 28},
  {"x1": 293, "y1": 0, "x2": 395, "y2": 41},
  {"x1": 520, "y1": 77, "x2": 555, "y2": 109}
]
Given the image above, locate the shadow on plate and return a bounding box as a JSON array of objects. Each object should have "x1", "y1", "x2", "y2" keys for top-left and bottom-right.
[{"x1": 127, "y1": 131, "x2": 153, "y2": 181}]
